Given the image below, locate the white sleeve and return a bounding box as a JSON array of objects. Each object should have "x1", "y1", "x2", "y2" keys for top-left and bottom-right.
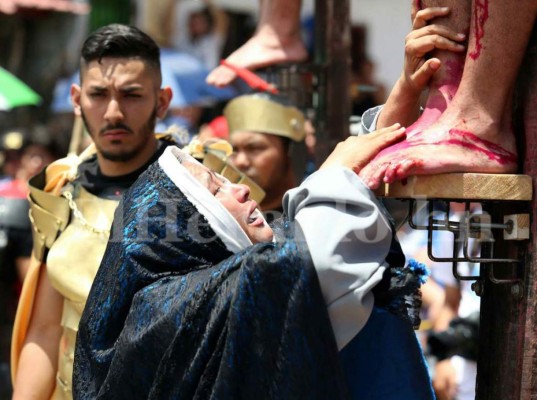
[
  {"x1": 283, "y1": 166, "x2": 394, "y2": 349},
  {"x1": 353, "y1": 105, "x2": 384, "y2": 135}
]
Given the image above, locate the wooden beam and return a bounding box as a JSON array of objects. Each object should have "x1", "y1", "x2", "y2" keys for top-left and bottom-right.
[
  {"x1": 374, "y1": 173, "x2": 532, "y2": 201},
  {"x1": 475, "y1": 23, "x2": 537, "y2": 400},
  {"x1": 313, "y1": 0, "x2": 350, "y2": 164},
  {"x1": 516, "y1": 22, "x2": 537, "y2": 400}
]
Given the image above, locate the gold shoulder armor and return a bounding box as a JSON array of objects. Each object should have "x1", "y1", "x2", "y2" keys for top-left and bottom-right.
[{"x1": 27, "y1": 156, "x2": 78, "y2": 261}]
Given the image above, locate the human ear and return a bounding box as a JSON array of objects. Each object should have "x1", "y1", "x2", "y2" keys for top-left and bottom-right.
[
  {"x1": 157, "y1": 86, "x2": 172, "y2": 119},
  {"x1": 71, "y1": 84, "x2": 82, "y2": 117}
]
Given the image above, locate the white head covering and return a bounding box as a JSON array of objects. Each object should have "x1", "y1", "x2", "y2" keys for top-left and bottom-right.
[{"x1": 158, "y1": 146, "x2": 254, "y2": 253}]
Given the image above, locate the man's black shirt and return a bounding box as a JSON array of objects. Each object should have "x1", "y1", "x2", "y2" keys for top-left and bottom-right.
[{"x1": 76, "y1": 140, "x2": 170, "y2": 199}]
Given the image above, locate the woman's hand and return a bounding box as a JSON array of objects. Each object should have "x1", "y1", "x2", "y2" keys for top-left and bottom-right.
[{"x1": 320, "y1": 124, "x2": 406, "y2": 175}]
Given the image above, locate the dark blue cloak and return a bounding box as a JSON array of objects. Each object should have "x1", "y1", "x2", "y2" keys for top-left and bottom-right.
[{"x1": 73, "y1": 162, "x2": 349, "y2": 399}]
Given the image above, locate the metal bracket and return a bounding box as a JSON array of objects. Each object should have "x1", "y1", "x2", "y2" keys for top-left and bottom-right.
[{"x1": 406, "y1": 199, "x2": 528, "y2": 290}]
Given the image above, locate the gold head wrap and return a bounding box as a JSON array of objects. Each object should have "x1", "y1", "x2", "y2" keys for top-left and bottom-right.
[
  {"x1": 224, "y1": 93, "x2": 306, "y2": 142},
  {"x1": 182, "y1": 138, "x2": 266, "y2": 204}
]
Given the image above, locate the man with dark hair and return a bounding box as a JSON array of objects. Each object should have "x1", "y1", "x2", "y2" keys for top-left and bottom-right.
[{"x1": 11, "y1": 24, "x2": 173, "y2": 399}]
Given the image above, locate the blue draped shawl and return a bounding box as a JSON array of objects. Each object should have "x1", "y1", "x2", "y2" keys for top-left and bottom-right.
[{"x1": 73, "y1": 162, "x2": 349, "y2": 399}]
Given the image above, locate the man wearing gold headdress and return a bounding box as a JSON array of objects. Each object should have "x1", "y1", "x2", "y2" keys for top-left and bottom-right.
[{"x1": 224, "y1": 92, "x2": 307, "y2": 221}]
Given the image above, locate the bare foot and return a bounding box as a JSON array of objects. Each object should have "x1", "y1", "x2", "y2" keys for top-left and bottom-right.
[
  {"x1": 359, "y1": 105, "x2": 518, "y2": 189},
  {"x1": 206, "y1": 29, "x2": 308, "y2": 88}
]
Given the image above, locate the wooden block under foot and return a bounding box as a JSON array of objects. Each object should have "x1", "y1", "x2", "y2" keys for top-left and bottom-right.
[{"x1": 374, "y1": 173, "x2": 533, "y2": 201}]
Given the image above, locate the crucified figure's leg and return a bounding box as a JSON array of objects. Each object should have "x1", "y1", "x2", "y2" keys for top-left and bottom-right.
[
  {"x1": 206, "y1": 0, "x2": 307, "y2": 88},
  {"x1": 405, "y1": 0, "x2": 471, "y2": 136},
  {"x1": 360, "y1": 0, "x2": 536, "y2": 189}
]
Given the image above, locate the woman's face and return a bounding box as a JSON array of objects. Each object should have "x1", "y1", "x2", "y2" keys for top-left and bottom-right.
[{"x1": 183, "y1": 160, "x2": 274, "y2": 244}]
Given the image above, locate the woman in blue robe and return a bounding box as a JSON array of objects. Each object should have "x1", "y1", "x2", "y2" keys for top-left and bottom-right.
[{"x1": 73, "y1": 127, "x2": 434, "y2": 399}]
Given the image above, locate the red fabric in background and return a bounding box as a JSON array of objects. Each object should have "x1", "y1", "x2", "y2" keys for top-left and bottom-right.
[{"x1": 0, "y1": 179, "x2": 28, "y2": 199}]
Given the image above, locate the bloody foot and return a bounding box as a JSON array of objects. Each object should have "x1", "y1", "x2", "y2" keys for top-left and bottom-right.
[{"x1": 359, "y1": 108, "x2": 518, "y2": 190}]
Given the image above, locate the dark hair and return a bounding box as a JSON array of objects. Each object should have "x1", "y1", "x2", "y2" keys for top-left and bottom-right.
[{"x1": 80, "y1": 24, "x2": 161, "y2": 75}]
